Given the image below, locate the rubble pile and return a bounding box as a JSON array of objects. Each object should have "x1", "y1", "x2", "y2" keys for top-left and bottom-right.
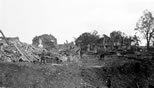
[
  {"x1": 0, "y1": 37, "x2": 81, "y2": 63},
  {"x1": 58, "y1": 42, "x2": 81, "y2": 61},
  {"x1": 0, "y1": 29, "x2": 81, "y2": 63},
  {"x1": 0, "y1": 37, "x2": 43, "y2": 62}
]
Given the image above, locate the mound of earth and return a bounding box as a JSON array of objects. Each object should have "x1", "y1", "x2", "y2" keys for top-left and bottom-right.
[
  {"x1": 0, "y1": 62, "x2": 85, "y2": 88},
  {"x1": 0, "y1": 57, "x2": 154, "y2": 88},
  {"x1": 81, "y1": 58, "x2": 154, "y2": 88}
]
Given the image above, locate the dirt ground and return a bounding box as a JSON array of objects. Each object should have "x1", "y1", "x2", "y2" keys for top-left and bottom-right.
[{"x1": 0, "y1": 55, "x2": 154, "y2": 88}]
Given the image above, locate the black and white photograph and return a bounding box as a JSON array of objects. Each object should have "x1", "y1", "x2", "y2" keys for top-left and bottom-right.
[{"x1": 0, "y1": 0, "x2": 154, "y2": 88}]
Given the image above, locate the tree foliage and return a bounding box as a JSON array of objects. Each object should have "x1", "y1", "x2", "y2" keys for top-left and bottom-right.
[
  {"x1": 110, "y1": 31, "x2": 133, "y2": 48},
  {"x1": 131, "y1": 34, "x2": 141, "y2": 46},
  {"x1": 32, "y1": 34, "x2": 57, "y2": 50},
  {"x1": 75, "y1": 31, "x2": 99, "y2": 51},
  {"x1": 110, "y1": 31, "x2": 123, "y2": 46},
  {"x1": 135, "y1": 10, "x2": 154, "y2": 50},
  {"x1": 75, "y1": 29, "x2": 141, "y2": 52}
]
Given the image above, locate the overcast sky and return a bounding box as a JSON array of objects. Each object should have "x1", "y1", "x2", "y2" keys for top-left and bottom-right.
[{"x1": 0, "y1": 0, "x2": 154, "y2": 44}]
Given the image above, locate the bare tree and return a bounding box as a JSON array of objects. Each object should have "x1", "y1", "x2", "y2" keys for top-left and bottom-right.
[{"x1": 135, "y1": 10, "x2": 154, "y2": 50}]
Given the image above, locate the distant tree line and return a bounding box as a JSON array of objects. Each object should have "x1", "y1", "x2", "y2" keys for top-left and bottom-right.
[
  {"x1": 75, "y1": 10, "x2": 154, "y2": 52},
  {"x1": 75, "y1": 30, "x2": 140, "y2": 52},
  {"x1": 31, "y1": 10, "x2": 154, "y2": 52}
]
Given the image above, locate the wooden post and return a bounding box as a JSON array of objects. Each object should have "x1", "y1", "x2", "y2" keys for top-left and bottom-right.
[{"x1": 0, "y1": 30, "x2": 9, "y2": 45}]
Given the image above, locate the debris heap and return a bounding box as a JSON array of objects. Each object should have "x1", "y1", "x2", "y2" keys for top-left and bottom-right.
[
  {"x1": 0, "y1": 37, "x2": 81, "y2": 63},
  {"x1": 57, "y1": 42, "x2": 81, "y2": 61},
  {"x1": 0, "y1": 29, "x2": 81, "y2": 63},
  {"x1": 0, "y1": 37, "x2": 43, "y2": 62}
]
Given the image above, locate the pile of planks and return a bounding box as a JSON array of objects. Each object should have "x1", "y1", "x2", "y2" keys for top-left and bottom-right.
[{"x1": 0, "y1": 37, "x2": 43, "y2": 62}]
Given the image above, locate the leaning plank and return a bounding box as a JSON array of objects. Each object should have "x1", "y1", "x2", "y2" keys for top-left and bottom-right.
[{"x1": 13, "y1": 43, "x2": 30, "y2": 62}]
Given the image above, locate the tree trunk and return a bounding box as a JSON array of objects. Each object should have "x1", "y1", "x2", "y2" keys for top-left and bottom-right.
[{"x1": 147, "y1": 40, "x2": 150, "y2": 51}]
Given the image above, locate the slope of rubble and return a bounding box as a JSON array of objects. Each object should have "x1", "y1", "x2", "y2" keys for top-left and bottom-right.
[
  {"x1": 0, "y1": 36, "x2": 81, "y2": 63},
  {"x1": 0, "y1": 37, "x2": 43, "y2": 62}
]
